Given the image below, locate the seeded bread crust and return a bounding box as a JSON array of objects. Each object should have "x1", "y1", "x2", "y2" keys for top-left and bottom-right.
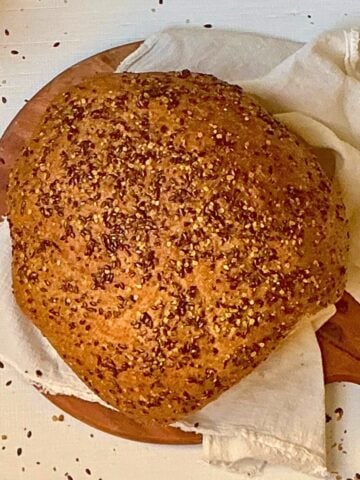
[{"x1": 8, "y1": 71, "x2": 348, "y2": 424}]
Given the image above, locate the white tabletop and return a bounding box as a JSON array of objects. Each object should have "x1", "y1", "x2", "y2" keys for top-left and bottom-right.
[{"x1": 1, "y1": 1, "x2": 360, "y2": 479}]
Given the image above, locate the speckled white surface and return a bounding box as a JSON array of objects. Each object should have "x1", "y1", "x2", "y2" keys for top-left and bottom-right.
[{"x1": 0, "y1": 1, "x2": 360, "y2": 479}]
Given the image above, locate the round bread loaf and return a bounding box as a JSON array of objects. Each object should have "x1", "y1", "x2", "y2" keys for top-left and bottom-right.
[{"x1": 8, "y1": 71, "x2": 348, "y2": 424}]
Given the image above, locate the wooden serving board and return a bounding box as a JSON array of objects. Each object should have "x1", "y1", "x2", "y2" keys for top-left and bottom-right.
[{"x1": 0, "y1": 42, "x2": 359, "y2": 445}]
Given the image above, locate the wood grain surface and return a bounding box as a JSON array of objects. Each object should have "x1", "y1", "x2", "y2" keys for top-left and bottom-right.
[{"x1": 0, "y1": 41, "x2": 359, "y2": 444}]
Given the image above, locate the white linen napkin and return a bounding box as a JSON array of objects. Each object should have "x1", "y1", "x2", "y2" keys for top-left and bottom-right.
[{"x1": 1, "y1": 27, "x2": 360, "y2": 479}]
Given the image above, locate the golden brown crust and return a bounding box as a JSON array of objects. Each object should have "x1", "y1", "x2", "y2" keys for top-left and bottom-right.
[{"x1": 8, "y1": 71, "x2": 348, "y2": 424}]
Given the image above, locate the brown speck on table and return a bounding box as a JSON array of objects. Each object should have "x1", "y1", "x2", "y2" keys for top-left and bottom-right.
[
  {"x1": 36, "y1": 461, "x2": 40, "y2": 465},
  {"x1": 0, "y1": 361, "x2": 4, "y2": 368},
  {"x1": 53, "y1": 41, "x2": 60, "y2": 47},
  {"x1": 335, "y1": 407, "x2": 344, "y2": 420},
  {"x1": 52, "y1": 414, "x2": 65, "y2": 422},
  {"x1": 85, "y1": 468, "x2": 91, "y2": 475},
  {"x1": 90, "y1": 433, "x2": 94, "y2": 438},
  {"x1": 326, "y1": 413, "x2": 332, "y2": 423},
  {"x1": 4, "y1": 29, "x2": 9, "y2": 36},
  {"x1": 17, "y1": 447, "x2": 22, "y2": 456},
  {"x1": 159, "y1": 0, "x2": 163, "y2": 3},
  {"x1": 26, "y1": 431, "x2": 32, "y2": 438},
  {"x1": 1, "y1": 435, "x2": 7, "y2": 440},
  {"x1": 5, "y1": 380, "x2": 12, "y2": 386},
  {"x1": 204, "y1": 24, "x2": 213, "y2": 28},
  {"x1": 35, "y1": 369, "x2": 43, "y2": 377},
  {"x1": 22, "y1": 56, "x2": 26, "y2": 60},
  {"x1": 66, "y1": 474, "x2": 74, "y2": 480},
  {"x1": 1, "y1": 97, "x2": 7, "y2": 104},
  {"x1": 10, "y1": 50, "x2": 19, "y2": 55}
]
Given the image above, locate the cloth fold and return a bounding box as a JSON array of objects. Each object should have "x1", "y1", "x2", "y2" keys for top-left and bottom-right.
[{"x1": 1, "y1": 27, "x2": 360, "y2": 479}]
